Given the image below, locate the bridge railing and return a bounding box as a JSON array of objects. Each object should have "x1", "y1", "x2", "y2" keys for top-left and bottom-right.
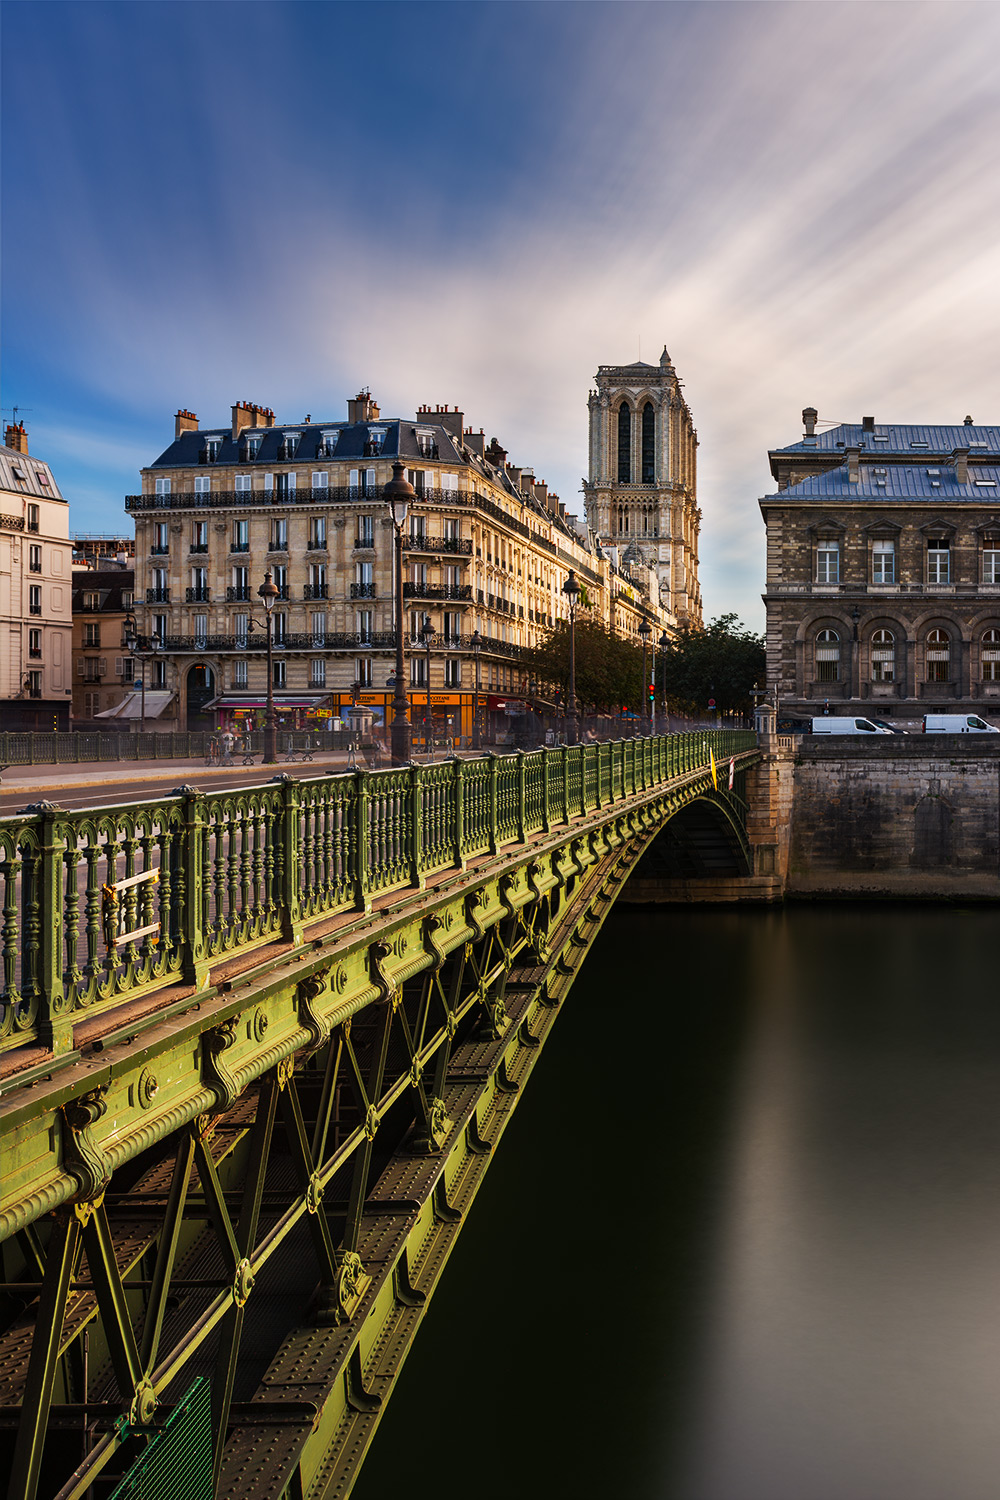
[{"x1": 0, "y1": 731, "x2": 756, "y2": 1058}]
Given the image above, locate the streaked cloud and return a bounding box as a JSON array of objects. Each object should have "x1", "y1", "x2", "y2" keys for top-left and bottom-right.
[{"x1": 4, "y1": 1, "x2": 1000, "y2": 626}]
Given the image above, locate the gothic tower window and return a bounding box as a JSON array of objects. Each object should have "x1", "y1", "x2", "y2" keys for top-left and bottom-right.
[
  {"x1": 641, "y1": 403, "x2": 655, "y2": 484},
  {"x1": 617, "y1": 404, "x2": 632, "y2": 484}
]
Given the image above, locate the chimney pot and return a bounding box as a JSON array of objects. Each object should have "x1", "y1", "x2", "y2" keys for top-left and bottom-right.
[
  {"x1": 846, "y1": 446, "x2": 860, "y2": 483},
  {"x1": 802, "y1": 406, "x2": 818, "y2": 438},
  {"x1": 862, "y1": 416, "x2": 875, "y2": 432},
  {"x1": 953, "y1": 446, "x2": 970, "y2": 484}
]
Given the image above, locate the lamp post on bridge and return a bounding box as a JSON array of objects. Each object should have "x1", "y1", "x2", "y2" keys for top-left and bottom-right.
[
  {"x1": 257, "y1": 571, "x2": 280, "y2": 764},
  {"x1": 471, "y1": 628, "x2": 482, "y2": 751},
  {"x1": 123, "y1": 610, "x2": 162, "y2": 734},
  {"x1": 420, "y1": 617, "x2": 434, "y2": 758},
  {"x1": 385, "y1": 462, "x2": 416, "y2": 766},
  {"x1": 562, "y1": 570, "x2": 580, "y2": 746},
  {"x1": 658, "y1": 629, "x2": 669, "y2": 733}
]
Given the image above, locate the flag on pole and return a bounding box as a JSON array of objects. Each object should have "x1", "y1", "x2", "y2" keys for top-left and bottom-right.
[
  {"x1": 710, "y1": 748, "x2": 718, "y2": 789},
  {"x1": 728, "y1": 756, "x2": 735, "y2": 791}
]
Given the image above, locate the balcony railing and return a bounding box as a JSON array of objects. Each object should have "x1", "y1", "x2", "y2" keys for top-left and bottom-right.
[
  {"x1": 403, "y1": 583, "x2": 473, "y2": 602},
  {"x1": 402, "y1": 536, "x2": 472, "y2": 555},
  {"x1": 304, "y1": 584, "x2": 329, "y2": 600},
  {"x1": 158, "y1": 631, "x2": 399, "y2": 653},
  {"x1": 126, "y1": 485, "x2": 469, "y2": 512},
  {"x1": 150, "y1": 545, "x2": 170, "y2": 556},
  {"x1": 351, "y1": 582, "x2": 377, "y2": 599},
  {"x1": 306, "y1": 543, "x2": 328, "y2": 554},
  {"x1": 189, "y1": 543, "x2": 208, "y2": 553},
  {"x1": 146, "y1": 588, "x2": 170, "y2": 603},
  {"x1": 186, "y1": 587, "x2": 210, "y2": 603},
  {"x1": 354, "y1": 536, "x2": 375, "y2": 550},
  {"x1": 230, "y1": 542, "x2": 250, "y2": 553},
  {"x1": 226, "y1": 586, "x2": 251, "y2": 602},
  {"x1": 28, "y1": 647, "x2": 42, "y2": 659}
]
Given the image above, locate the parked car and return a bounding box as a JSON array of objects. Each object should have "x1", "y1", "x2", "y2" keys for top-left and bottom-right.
[
  {"x1": 922, "y1": 714, "x2": 1000, "y2": 734},
  {"x1": 811, "y1": 717, "x2": 892, "y2": 735}
]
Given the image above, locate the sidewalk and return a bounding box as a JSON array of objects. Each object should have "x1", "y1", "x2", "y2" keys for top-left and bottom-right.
[{"x1": 0, "y1": 747, "x2": 361, "y2": 796}]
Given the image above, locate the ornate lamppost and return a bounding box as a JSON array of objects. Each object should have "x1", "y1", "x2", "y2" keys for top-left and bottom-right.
[
  {"x1": 385, "y1": 462, "x2": 416, "y2": 766},
  {"x1": 658, "y1": 629, "x2": 669, "y2": 732},
  {"x1": 123, "y1": 610, "x2": 162, "y2": 733},
  {"x1": 562, "y1": 570, "x2": 580, "y2": 745},
  {"x1": 471, "y1": 628, "x2": 482, "y2": 751},
  {"x1": 257, "y1": 571, "x2": 279, "y2": 763},
  {"x1": 638, "y1": 616, "x2": 651, "y2": 734},
  {"x1": 420, "y1": 618, "x2": 435, "y2": 757}
]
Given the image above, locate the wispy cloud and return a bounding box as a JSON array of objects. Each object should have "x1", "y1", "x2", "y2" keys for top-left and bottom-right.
[{"x1": 5, "y1": 2, "x2": 1000, "y2": 626}]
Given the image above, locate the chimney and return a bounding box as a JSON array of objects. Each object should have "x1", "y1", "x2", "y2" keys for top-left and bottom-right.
[
  {"x1": 518, "y1": 467, "x2": 535, "y2": 497},
  {"x1": 232, "y1": 401, "x2": 268, "y2": 441},
  {"x1": 464, "y1": 427, "x2": 486, "y2": 457},
  {"x1": 175, "y1": 409, "x2": 199, "y2": 439},
  {"x1": 846, "y1": 446, "x2": 860, "y2": 482},
  {"x1": 4, "y1": 421, "x2": 28, "y2": 454},
  {"x1": 532, "y1": 479, "x2": 548, "y2": 510},
  {"x1": 862, "y1": 415, "x2": 875, "y2": 433},
  {"x1": 347, "y1": 391, "x2": 380, "y2": 424},
  {"x1": 965, "y1": 415, "x2": 974, "y2": 426},
  {"x1": 419, "y1": 404, "x2": 464, "y2": 442},
  {"x1": 485, "y1": 438, "x2": 507, "y2": 469},
  {"x1": 953, "y1": 446, "x2": 970, "y2": 484},
  {"x1": 802, "y1": 406, "x2": 817, "y2": 438}
]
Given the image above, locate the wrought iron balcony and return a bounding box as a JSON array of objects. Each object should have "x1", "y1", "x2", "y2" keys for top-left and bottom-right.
[
  {"x1": 146, "y1": 588, "x2": 170, "y2": 603},
  {"x1": 354, "y1": 535, "x2": 376, "y2": 550},
  {"x1": 157, "y1": 630, "x2": 398, "y2": 653},
  {"x1": 150, "y1": 545, "x2": 170, "y2": 556},
  {"x1": 226, "y1": 586, "x2": 251, "y2": 602},
  {"x1": 402, "y1": 536, "x2": 472, "y2": 555},
  {"x1": 189, "y1": 543, "x2": 208, "y2": 554},
  {"x1": 351, "y1": 583, "x2": 377, "y2": 599},
  {"x1": 403, "y1": 583, "x2": 473, "y2": 602},
  {"x1": 230, "y1": 542, "x2": 250, "y2": 553},
  {"x1": 306, "y1": 543, "x2": 328, "y2": 554},
  {"x1": 126, "y1": 485, "x2": 467, "y2": 512},
  {"x1": 304, "y1": 584, "x2": 329, "y2": 600},
  {"x1": 186, "y1": 587, "x2": 210, "y2": 603}
]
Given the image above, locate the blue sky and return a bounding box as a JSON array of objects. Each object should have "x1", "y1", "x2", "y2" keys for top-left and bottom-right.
[{"x1": 4, "y1": 0, "x2": 1000, "y2": 627}]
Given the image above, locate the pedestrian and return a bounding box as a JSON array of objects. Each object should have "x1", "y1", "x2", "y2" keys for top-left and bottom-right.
[{"x1": 222, "y1": 729, "x2": 235, "y2": 764}]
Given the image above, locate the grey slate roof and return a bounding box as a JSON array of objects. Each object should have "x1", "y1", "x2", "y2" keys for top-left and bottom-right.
[
  {"x1": 148, "y1": 418, "x2": 466, "y2": 469},
  {"x1": 765, "y1": 463, "x2": 1000, "y2": 502},
  {"x1": 72, "y1": 569, "x2": 135, "y2": 612},
  {"x1": 775, "y1": 424, "x2": 1000, "y2": 455}
]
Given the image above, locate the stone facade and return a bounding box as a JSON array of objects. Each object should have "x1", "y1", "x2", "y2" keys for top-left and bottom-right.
[
  {"x1": 760, "y1": 413, "x2": 1000, "y2": 722},
  {"x1": 582, "y1": 347, "x2": 702, "y2": 629}
]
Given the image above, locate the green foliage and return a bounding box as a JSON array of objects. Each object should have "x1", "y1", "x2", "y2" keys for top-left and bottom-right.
[
  {"x1": 660, "y1": 614, "x2": 765, "y2": 715},
  {"x1": 519, "y1": 619, "x2": 648, "y2": 712}
]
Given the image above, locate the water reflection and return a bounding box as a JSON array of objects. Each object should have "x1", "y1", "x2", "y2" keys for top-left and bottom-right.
[{"x1": 354, "y1": 907, "x2": 1000, "y2": 1500}]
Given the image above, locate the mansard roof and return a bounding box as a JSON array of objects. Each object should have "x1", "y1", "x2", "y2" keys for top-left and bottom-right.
[
  {"x1": 147, "y1": 418, "x2": 467, "y2": 469},
  {"x1": 774, "y1": 423, "x2": 1000, "y2": 456},
  {"x1": 764, "y1": 462, "x2": 1000, "y2": 502}
]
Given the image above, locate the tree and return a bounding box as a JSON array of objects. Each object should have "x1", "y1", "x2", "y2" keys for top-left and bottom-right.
[
  {"x1": 519, "y1": 619, "x2": 646, "y2": 713},
  {"x1": 659, "y1": 613, "x2": 765, "y2": 716}
]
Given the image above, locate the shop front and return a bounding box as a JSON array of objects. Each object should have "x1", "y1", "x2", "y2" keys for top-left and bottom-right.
[
  {"x1": 205, "y1": 693, "x2": 335, "y2": 736},
  {"x1": 331, "y1": 692, "x2": 474, "y2": 749}
]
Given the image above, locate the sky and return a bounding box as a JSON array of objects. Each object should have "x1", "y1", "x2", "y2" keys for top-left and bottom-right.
[{"x1": 4, "y1": 0, "x2": 1000, "y2": 629}]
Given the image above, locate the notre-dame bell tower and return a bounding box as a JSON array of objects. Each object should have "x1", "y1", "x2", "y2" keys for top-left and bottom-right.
[{"x1": 582, "y1": 346, "x2": 702, "y2": 629}]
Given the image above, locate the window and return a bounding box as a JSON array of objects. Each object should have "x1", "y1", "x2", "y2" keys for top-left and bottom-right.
[
  {"x1": 410, "y1": 657, "x2": 427, "y2": 686},
  {"x1": 191, "y1": 520, "x2": 208, "y2": 552},
  {"x1": 816, "y1": 541, "x2": 840, "y2": 584},
  {"x1": 27, "y1": 503, "x2": 39, "y2": 532},
  {"x1": 152, "y1": 522, "x2": 169, "y2": 554},
  {"x1": 232, "y1": 519, "x2": 249, "y2": 551},
  {"x1": 357, "y1": 515, "x2": 374, "y2": 547},
  {"x1": 151, "y1": 659, "x2": 166, "y2": 688},
  {"x1": 234, "y1": 474, "x2": 252, "y2": 493},
  {"x1": 445, "y1": 658, "x2": 461, "y2": 687},
  {"x1": 190, "y1": 567, "x2": 208, "y2": 601},
  {"x1": 29, "y1": 544, "x2": 41, "y2": 573},
  {"x1": 356, "y1": 610, "x2": 372, "y2": 643},
  {"x1": 927, "y1": 541, "x2": 951, "y2": 584},
  {"x1": 270, "y1": 518, "x2": 288, "y2": 551},
  {"x1": 119, "y1": 658, "x2": 135, "y2": 682},
  {"x1": 815, "y1": 629, "x2": 840, "y2": 682},
  {"x1": 926, "y1": 628, "x2": 950, "y2": 681},
  {"x1": 311, "y1": 472, "x2": 328, "y2": 491},
  {"x1": 409, "y1": 514, "x2": 426, "y2": 546},
  {"x1": 193, "y1": 614, "x2": 208, "y2": 647},
  {"x1": 443, "y1": 517, "x2": 459, "y2": 541},
  {"x1": 153, "y1": 567, "x2": 169, "y2": 597},
  {"x1": 82, "y1": 657, "x2": 103, "y2": 682},
  {"x1": 282, "y1": 434, "x2": 299, "y2": 460},
  {"x1": 310, "y1": 659, "x2": 326, "y2": 687},
  {"x1": 440, "y1": 472, "x2": 458, "y2": 492},
  {"x1": 84, "y1": 623, "x2": 101, "y2": 648},
  {"x1": 233, "y1": 613, "x2": 249, "y2": 647},
  {"x1": 307, "y1": 564, "x2": 327, "y2": 599},
  {"x1": 274, "y1": 472, "x2": 296, "y2": 497},
  {"x1": 355, "y1": 657, "x2": 372, "y2": 686},
  {"x1": 247, "y1": 436, "x2": 261, "y2": 459},
  {"x1": 194, "y1": 475, "x2": 211, "y2": 500},
  {"x1": 273, "y1": 612, "x2": 287, "y2": 645},
  {"x1": 405, "y1": 469, "x2": 426, "y2": 496},
  {"x1": 29, "y1": 585, "x2": 41, "y2": 615},
  {"x1": 154, "y1": 477, "x2": 172, "y2": 497},
  {"x1": 28, "y1": 628, "x2": 41, "y2": 658},
  {"x1": 231, "y1": 565, "x2": 250, "y2": 601},
  {"x1": 204, "y1": 438, "x2": 221, "y2": 463},
  {"x1": 871, "y1": 629, "x2": 895, "y2": 682},
  {"x1": 872, "y1": 539, "x2": 895, "y2": 584},
  {"x1": 982, "y1": 630, "x2": 1000, "y2": 681},
  {"x1": 122, "y1": 591, "x2": 134, "y2": 610},
  {"x1": 641, "y1": 403, "x2": 655, "y2": 484},
  {"x1": 84, "y1": 691, "x2": 100, "y2": 717},
  {"x1": 26, "y1": 670, "x2": 42, "y2": 698},
  {"x1": 83, "y1": 591, "x2": 100, "y2": 611},
  {"x1": 617, "y1": 404, "x2": 631, "y2": 484},
  {"x1": 153, "y1": 614, "x2": 167, "y2": 644},
  {"x1": 984, "y1": 542, "x2": 1000, "y2": 584},
  {"x1": 443, "y1": 610, "x2": 461, "y2": 642},
  {"x1": 233, "y1": 659, "x2": 248, "y2": 688},
  {"x1": 311, "y1": 612, "x2": 327, "y2": 646},
  {"x1": 272, "y1": 659, "x2": 286, "y2": 688},
  {"x1": 272, "y1": 565, "x2": 289, "y2": 599},
  {"x1": 308, "y1": 517, "x2": 327, "y2": 549}
]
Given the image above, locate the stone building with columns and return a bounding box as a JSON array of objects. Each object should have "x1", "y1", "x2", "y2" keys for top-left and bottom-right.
[
  {"x1": 761, "y1": 410, "x2": 1000, "y2": 722},
  {"x1": 582, "y1": 347, "x2": 702, "y2": 629}
]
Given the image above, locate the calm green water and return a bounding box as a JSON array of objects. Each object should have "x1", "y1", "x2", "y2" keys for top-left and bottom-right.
[{"x1": 353, "y1": 906, "x2": 1000, "y2": 1500}]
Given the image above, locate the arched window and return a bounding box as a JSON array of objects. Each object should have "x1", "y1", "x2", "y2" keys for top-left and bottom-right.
[
  {"x1": 641, "y1": 403, "x2": 655, "y2": 484},
  {"x1": 617, "y1": 404, "x2": 632, "y2": 484},
  {"x1": 871, "y1": 629, "x2": 895, "y2": 682},
  {"x1": 926, "y1": 628, "x2": 950, "y2": 682},
  {"x1": 982, "y1": 629, "x2": 1000, "y2": 681},
  {"x1": 815, "y1": 629, "x2": 841, "y2": 683}
]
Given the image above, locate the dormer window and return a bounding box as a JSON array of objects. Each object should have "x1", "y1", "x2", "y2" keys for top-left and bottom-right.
[
  {"x1": 247, "y1": 436, "x2": 261, "y2": 458},
  {"x1": 204, "y1": 438, "x2": 221, "y2": 463},
  {"x1": 281, "y1": 433, "x2": 300, "y2": 460},
  {"x1": 415, "y1": 429, "x2": 438, "y2": 460}
]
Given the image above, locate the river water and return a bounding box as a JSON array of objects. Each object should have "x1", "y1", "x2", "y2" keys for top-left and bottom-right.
[{"x1": 353, "y1": 905, "x2": 1000, "y2": 1500}]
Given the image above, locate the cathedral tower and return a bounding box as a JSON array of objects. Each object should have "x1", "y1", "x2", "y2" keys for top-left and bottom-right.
[{"x1": 583, "y1": 346, "x2": 702, "y2": 628}]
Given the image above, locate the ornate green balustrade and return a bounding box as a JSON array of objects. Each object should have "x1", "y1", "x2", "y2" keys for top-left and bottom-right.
[{"x1": 0, "y1": 732, "x2": 755, "y2": 1057}]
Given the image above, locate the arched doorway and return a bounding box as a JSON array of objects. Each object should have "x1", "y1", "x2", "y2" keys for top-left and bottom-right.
[{"x1": 185, "y1": 664, "x2": 216, "y2": 729}]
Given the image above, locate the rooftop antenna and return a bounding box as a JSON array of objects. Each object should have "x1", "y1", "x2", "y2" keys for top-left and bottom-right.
[{"x1": 1, "y1": 407, "x2": 33, "y2": 423}]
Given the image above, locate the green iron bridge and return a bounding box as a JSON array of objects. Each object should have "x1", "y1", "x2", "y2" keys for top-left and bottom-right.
[{"x1": 0, "y1": 732, "x2": 758, "y2": 1500}]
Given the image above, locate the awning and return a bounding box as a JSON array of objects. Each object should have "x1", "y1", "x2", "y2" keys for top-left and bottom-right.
[
  {"x1": 95, "y1": 691, "x2": 175, "y2": 720},
  {"x1": 487, "y1": 696, "x2": 530, "y2": 712},
  {"x1": 203, "y1": 694, "x2": 333, "y2": 711}
]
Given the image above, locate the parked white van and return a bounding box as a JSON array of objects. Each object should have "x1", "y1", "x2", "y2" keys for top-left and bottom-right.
[
  {"x1": 922, "y1": 714, "x2": 1000, "y2": 734},
  {"x1": 811, "y1": 717, "x2": 892, "y2": 735}
]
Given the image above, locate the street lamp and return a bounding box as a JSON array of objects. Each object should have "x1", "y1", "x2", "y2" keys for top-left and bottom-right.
[
  {"x1": 638, "y1": 616, "x2": 651, "y2": 734},
  {"x1": 562, "y1": 570, "x2": 580, "y2": 745},
  {"x1": 385, "y1": 461, "x2": 416, "y2": 766},
  {"x1": 123, "y1": 609, "x2": 161, "y2": 734},
  {"x1": 471, "y1": 628, "x2": 482, "y2": 751},
  {"x1": 257, "y1": 571, "x2": 279, "y2": 764},
  {"x1": 420, "y1": 617, "x2": 435, "y2": 758},
  {"x1": 658, "y1": 629, "x2": 669, "y2": 732}
]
